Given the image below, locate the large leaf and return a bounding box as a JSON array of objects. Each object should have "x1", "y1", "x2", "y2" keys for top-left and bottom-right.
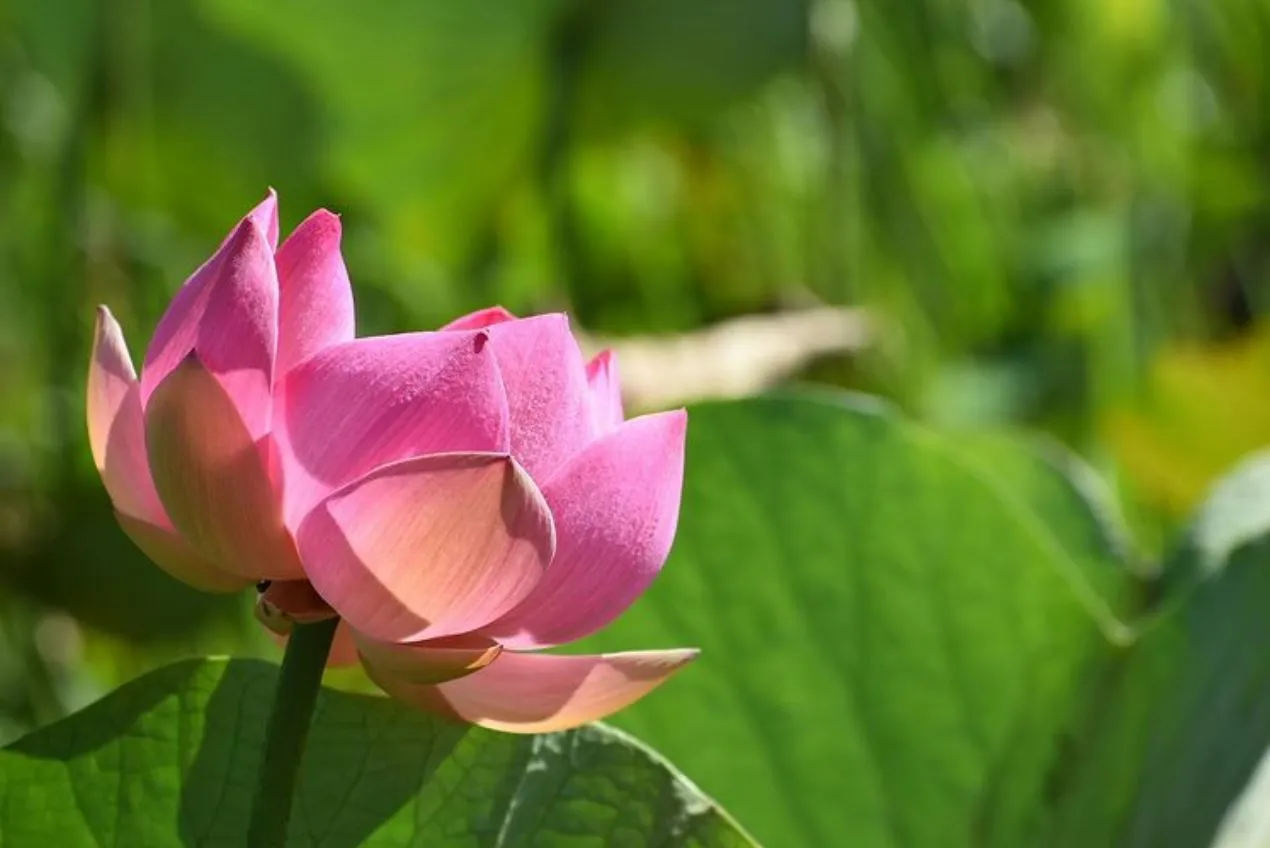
[
  {"x1": 578, "y1": 394, "x2": 1132, "y2": 846},
  {"x1": 0, "y1": 658, "x2": 750, "y2": 846},
  {"x1": 1053, "y1": 451, "x2": 1270, "y2": 847}
]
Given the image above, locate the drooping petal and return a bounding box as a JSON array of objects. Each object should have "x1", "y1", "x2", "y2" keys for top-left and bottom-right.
[
  {"x1": 246, "y1": 189, "x2": 279, "y2": 251},
  {"x1": 585, "y1": 349, "x2": 624, "y2": 433},
  {"x1": 297, "y1": 453, "x2": 554, "y2": 644},
  {"x1": 276, "y1": 330, "x2": 507, "y2": 526},
  {"x1": 442, "y1": 305, "x2": 516, "y2": 331},
  {"x1": 87, "y1": 307, "x2": 166, "y2": 524},
  {"x1": 484, "y1": 410, "x2": 687, "y2": 649},
  {"x1": 274, "y1": 209, "x2": 355, "y2": 375},
  {"x1": 370, "y1": 649, "x2": 698, "y2": 734},
  {"x1": 145, "y1": 355, "x2": 303, "y2": 581},
  {"x1": 356, "y1": 632, "x2": 502, "y2": 685},
  {"x1": 481, "y1": 314, "x2": 593, "y2": 480},
  {"x1": 141, "y1": 216, "x2": 278, "y2": 438},
  {"x1": 115, "y1": 512, "x2": 250, "y2": 593}
]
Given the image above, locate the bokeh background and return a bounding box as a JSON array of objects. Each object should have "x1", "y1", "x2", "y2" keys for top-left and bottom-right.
[{"x1": 1, "y1": 0, "x2": 1268, "y2": 838}]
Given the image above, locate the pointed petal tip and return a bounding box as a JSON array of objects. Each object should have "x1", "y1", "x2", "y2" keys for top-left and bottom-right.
[{"x1": 441, "y1": 305, "x2": 518, "y2": 331}]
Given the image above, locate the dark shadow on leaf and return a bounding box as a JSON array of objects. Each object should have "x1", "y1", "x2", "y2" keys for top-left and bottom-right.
[{"x1": 179, "y1": 659, "x2": 468, "y2": 847}]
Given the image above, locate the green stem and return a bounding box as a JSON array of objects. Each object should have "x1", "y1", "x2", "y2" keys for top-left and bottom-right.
[{"x1": 247, "y1": 617, "x2": 339, "y2": 847}]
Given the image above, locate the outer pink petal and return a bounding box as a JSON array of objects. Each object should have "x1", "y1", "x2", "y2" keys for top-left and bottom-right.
[
  {"x1": 370, "y1": 649, "x2": 699, "y2": 734},
  {"x1": 482, "y1": 314, "x2": 593, "y2": 480},
  {"x1": 356, "y1": 632, "x2": 502, "y2": 685},
  {"x1": 116, "y1": 513, "x2": 251, "y2": 593},
  {"x1": 484, "y1": 410, "x2": 687, "y2": 649},
  {"x1": 145, "y1": 356, "x2": 303, "y2": 581},
  {"x1": 297, "y1": 453, "x2": 554, "y2": 644},
  {"x1": 442, "y1": 305, "x2": 517, "y2": 331},
  {"x1": 141, "y1": 216, "x2": 278, "y2": 439},
  {"x1": 88, "y1": 307, "x2": 166, "y2": 524},
  {"x1": 276, "y1": 330, "x2": 507, "y2": 526},
  {"x1": 274, "y1": 209, "x2": 355, "y2": 375},
  {"x1": 585, "y1": 349, "x2": 624, "y2": 434},
  {"x1": 246, "y1": 189, "x2": 279, "y2": 251}
]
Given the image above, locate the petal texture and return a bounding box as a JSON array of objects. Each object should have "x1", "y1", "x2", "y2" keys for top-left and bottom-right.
[
  {"x1": 246, "y1": 189, "x2": 279, "y2": 251},
  {"x1": 276, "y1": 330, "x2": 507, "y2": 526},
  {"x1": 371, "y1": 649, "x2": 698, "y2": 734},
  {"x1": 585, "y1": 349, "x2": 624, "y2": 434},
  {"x1": 145, "y1": 356, "x2": 303, "y2": 581},
  {"x1": 297, "y1": 453, "x2": 554, "y2": 644},
  {"x1": 481, "y1": 314, "x2": 593, "y2": 480},
  {"x1": 356, "y1": 632, "x2": 502, "y2": 685},
  {"x1": 141, "y1": 218, "x2": 278, "y2": 438},
  {"x1": 275, "y1": 209, "x2": 355, "y2": 375},
  {"x1": 484, "y1": 410, "x2": 687, "y2": 649},
  {"x1": 88, "y1": 307, "x2": 165, "y2": 524},
  {"x1": 115, "y1": 512, "x2": 249, "y2": 593}
]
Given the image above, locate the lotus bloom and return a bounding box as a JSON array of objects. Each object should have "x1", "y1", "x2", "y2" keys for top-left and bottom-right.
[{"x1": 87, "y1": 192, "x2": 695, "y2": 732}]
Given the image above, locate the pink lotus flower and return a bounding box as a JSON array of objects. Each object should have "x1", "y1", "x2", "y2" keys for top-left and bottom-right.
[{"x1": 87, "y1": 192, "x2": 696, "y2": 733}]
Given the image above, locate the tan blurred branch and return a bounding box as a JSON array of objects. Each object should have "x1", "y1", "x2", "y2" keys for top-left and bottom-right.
[{"x1": 577, "y1": 306, "x2": 873, "y2": 412}]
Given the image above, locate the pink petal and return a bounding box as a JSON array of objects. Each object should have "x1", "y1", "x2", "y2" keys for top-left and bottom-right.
[
  {"x1": 371, "y1": 649, "x2": 699, "y2": 734},
  {"x1": 442, "y1": 305, "x2": 517, "y2": 331},
  {"x1": 87, "y1": 307, "x2": 166, "y2": 524},
  {"x1": 141, "y1": 216, "x2": 278, "y2": 439},
  {"x1": 484, "y1": 410, "x2": 687, "y2": 649},
  {"x1": 274, "y1": 209, "x2": 355, "y2": 375},
  {"x1": 145, "y1": 355, "x2": 303, "y2": 581},
  {"x1": 585, "y1": 349, "x2": 624, "y2": 433},
  {"x1": 116, "y1": 512, "x2": 251, "y2": 593},
  {"x1": 356, "y1": 632, "x2": 502, "y2": 685},
  {"x1": 297, "y1": 453, "x2": 554, "y2": 644},
  {"x1": 275, "y1": 330, "x2": 507, "y2": 526},
  {"x1": 246, "y1": 189, "x2": 280, "y2": 251},
  {"x1": 483, "y1": 314, "x2": 593, "y2": 480}
]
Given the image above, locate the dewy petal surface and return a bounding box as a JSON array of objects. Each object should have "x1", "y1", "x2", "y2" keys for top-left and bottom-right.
[
  {"x1": 356, "y1": 632, "x2": 502, "y2": 686},
  {"x1": 141, "y1": 217, "x2": 278, "y2": 438},
  {"x1": 276, "y1": 330, "x2": 507, "y2": 526},
  {"x1": 484, "y1": 410, "x2": 687, "y2": 649},
  {"x1": 371, "y1": 649, "x2": 699, "y2": 734},
  {"x1": 87, "y1": 307, "x2": 166, "y2": 524},
  {"x1": 478, "y1": 314, "x2": 593, "y2": 481},
  {"x1": 585, "y1": 349, "x2": 624, "y2": 434},
  {"x1": 145, "y1": 356, "x2": 303, "y2": 581},
  {"x1": 297, "y1": 453, "x2": 554, "y2": 644},
  {"x1": 274, "y1": 209, "x2": 355, "y2": 375},
  {"x1": 115, "y1": 512, "x2": 251, "y2": 593}
]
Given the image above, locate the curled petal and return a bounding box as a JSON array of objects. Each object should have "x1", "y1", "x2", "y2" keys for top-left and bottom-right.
[
  {"x1": 485, "y1": 410, "x2": 687, "y2": 649},
  {"x1": 276, "y1": 331, "x2": 507, "y2": 526},
  {"x1": 585, "y1": 349, "x2": 624, "y2": 434},
  {"x1": 482, "y1": 314, "x2": 593, "y2": 480},
  {"x1": 87, "y1": 307, "x2": 166, "y2": 524},
  {"x1": 116, "y1": 512, "x2": 250, "y2": 593},
  {"x1": 145, "y1": 356, "x2": 303, "y2": 581},
  {"x1": 372, "y1": 649, "x2": 699, "y2": 734},
  {"x1": 357, "y1": 632, "x2": 502, "y2": 686},
  {"x1": 275, "y1": 209, "x2": 355, "y2": 375},
  {"x1": 297, "y1": 453, "x2": 554, "y2": 644},
  {"x1": 442, "y1": 305, "x2": 516, "y2": 331},
  {"x1": 141, "y1": 216, "x2": 278, "y2": 438}
]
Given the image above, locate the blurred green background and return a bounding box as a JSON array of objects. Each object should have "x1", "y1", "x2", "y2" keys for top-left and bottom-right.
[{"x1": 1, "y1": 0, "x2": 1269, "y2": 822}]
